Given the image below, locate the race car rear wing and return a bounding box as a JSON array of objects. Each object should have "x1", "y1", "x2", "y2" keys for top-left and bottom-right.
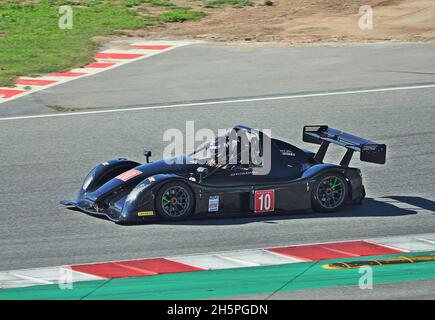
[{"x1": 303, "y1": 125, "x2": 386, "y2": 166}]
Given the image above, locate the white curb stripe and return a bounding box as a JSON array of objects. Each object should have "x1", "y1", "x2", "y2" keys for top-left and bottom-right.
[
  {"x1": 0, "y1": 266, "x2": 103, "y2": 289},
  {"x1": 169, "y1": 249, "x2": 301, "y2": 270},
  {"x1": 8, "y1": 272, "x2": 54, "y2": 286},
  {"x1": 368, "y1": 234, "x2": 435, "y2": 252}
]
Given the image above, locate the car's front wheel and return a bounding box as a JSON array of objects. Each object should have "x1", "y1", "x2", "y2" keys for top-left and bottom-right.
[
  {"x1": 311, "y1": 173, "x2": 348, "y2": 212},
  {"x1": 155, "y1": 181, "x2": 195, "y2": 221}
]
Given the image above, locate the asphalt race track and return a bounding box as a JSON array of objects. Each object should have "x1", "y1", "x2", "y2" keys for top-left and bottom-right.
[{"x1": 0, "y1": 42, "x2": 435, "y2": 280}]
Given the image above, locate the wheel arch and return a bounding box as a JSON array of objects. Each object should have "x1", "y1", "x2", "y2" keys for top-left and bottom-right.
[
  {"x1": 81, "y1": 158, "x2": 141, "y2": 195},
  {"x1": 307, "y1": 166, "x2": 355, "y2": 211},
  {"x1": 153, "y1": 177, "x2": 197, "y2": 220}
]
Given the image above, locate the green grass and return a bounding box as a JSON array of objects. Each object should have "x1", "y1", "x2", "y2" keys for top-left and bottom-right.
[
  {"x1": 0, "y1": 0, "x2": 151, "y2": 87},
  {"x1": 159, "y1": 8, "x2": 205, "y2": 22},
  {"x1": 145, "y1": 0, "x2": 178, "y2": 8},
  {"x1": 123, "y1": 0, "x2": 146, "y2": 7},
  {"x1": 0, "y1": 0, "x2": 217, "y2": 87},
  {"x1": 123, "y1": 0, "x2": 177, "y2": 7},
  {"x1": 204, "y1": 0, "x2": 251, "y2": 8}
]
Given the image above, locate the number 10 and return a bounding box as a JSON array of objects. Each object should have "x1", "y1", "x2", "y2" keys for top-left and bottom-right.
[{"x1": 255, "y1": 190, "x2": 275, "y2": 213}]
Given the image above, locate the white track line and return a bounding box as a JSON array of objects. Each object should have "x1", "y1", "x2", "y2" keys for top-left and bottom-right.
[{"x1": 1, "y1": 83, "x2": 435, "y2": 122}]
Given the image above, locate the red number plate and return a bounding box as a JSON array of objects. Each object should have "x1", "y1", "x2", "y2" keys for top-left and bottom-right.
[{"x1": 254, "y1": 190, "x2": 275, "y2": 213}]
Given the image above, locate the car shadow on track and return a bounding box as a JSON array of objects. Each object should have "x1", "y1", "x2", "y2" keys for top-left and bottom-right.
[
  {"x1": 151, "y1": 196, "x2": 434, "y2": 226},
  {"x1": 382, "y1": 196, "x2": 435, "y2": 213},
  {"x1": 66, "y1": 196, "x2": 434, "y2": 226}
]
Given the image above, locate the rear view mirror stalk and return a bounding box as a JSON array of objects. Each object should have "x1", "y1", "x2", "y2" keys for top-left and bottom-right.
[{"x1": 144, "y1": 149, "x2": 152, "y2": 163}]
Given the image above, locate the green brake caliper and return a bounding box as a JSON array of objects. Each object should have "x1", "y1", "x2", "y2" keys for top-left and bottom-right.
[
  {"x1": 162, "y1": 197, "x2": 171, "y2": 207},
  {"x1": 331, "y1": 178, "x2": 341, "y2": 190}
]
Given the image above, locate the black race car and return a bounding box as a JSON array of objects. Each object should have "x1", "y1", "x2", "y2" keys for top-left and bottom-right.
[{"x1": 61, "y1": 125, "x2": 386, "y2": 223}]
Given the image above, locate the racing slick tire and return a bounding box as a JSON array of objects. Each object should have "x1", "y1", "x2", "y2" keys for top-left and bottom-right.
[
  {"x1": 311, "y1": 172, "x2": 349, "y2": 212},
  {"x1": 156, "y1": 181, "x2": 195, "y2": 221}
]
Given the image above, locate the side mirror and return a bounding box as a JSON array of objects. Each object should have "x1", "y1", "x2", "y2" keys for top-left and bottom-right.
[
  {"x1": 197, "y1": 166, "x2": 208, "y2": 183},
  {"x1": 144, "y1": 149, "x2": 152, "y2": 163}
]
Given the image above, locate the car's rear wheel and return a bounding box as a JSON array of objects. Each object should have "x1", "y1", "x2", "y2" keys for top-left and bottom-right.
[
  {"x1": 156, "y1": 181, "x2": 194, "y2": 221},
  {"x1": 311, "y1": 173, "x2": 348, "y2": 212}
]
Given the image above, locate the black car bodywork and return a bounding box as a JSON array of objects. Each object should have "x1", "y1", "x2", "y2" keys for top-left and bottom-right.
[{"x1": 61, "y1": 125, "x2": 386, "y2": 223}]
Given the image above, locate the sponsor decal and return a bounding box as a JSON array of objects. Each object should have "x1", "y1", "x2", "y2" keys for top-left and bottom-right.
[
  {"x1": 230, "y1": 170, "x2": 253, "y2": 177},
  {"x1": 362, "y1": 145, "x2": 378, "y2": 151},
  {"x1": 115, "y1": 169, "x2": 142, "y2": 182},
  {"x1": 254, "y1": 190, "x2": 275, "y2": 213},
  {"x1": 208, "y1": 195, "x2": 220, "y2": 213},
  {"x1": 280, "y1": 149, "x2": 296, "y2": 157},
  {"x1": 148, "y1": 176, "x2": 156, "y2": 182},
  {"x1": 137, "y1": 211, "x2": 154, "y2": 217}
]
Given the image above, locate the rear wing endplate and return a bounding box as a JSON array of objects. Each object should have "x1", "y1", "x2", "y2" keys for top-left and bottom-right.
[{"x1": 303, "y1": 125, "x2": 386, "y2": 165}]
